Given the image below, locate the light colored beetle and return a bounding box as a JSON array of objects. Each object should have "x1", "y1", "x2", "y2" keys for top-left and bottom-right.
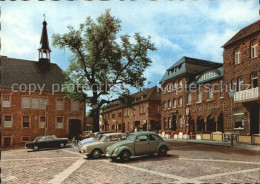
[
  {"x1": 79, "y1": 133, "x2": 127, "y2": 158},
  {"x1": 106, "y1": 131, "x2": 170, "y2": 162}
]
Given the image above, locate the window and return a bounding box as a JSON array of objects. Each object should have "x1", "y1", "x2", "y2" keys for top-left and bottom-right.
[
  {"x1": 208, "y1": 87, "x2": 213, "y2": 100},
  {"x1": 56, "y1": 117, "x2": 64, "y2": 129},
  {"x1": 178, "y1": 97, "x2": 183, "y2": 107},
  {"x1": 56, "y1": 98, "x2": 64, "y2": 110},
  {"x1": 40, "y1": 98, "x2": 47, "y2": 109},
  {"x1": 163, "y1": 101, "x2": 167, "y2": 110},
  {"x1": 251, "y1": 40, "x2": 258, "y2": 58},
  {"x1": 251, "y1": 72, "x2": 258, "y2": 88},
  {"x1": 2, "y1": 95, "x2": 10, "y2": 108},
  {"x1": 22, "y1": 97, "x2": 30, "y2": 108},
  {"x1": 118, "y1": 124, "x2": 122, "y2": 130},
  {"x1": 149, "y1": 134, "x2": 159, "y2": 141},
  {"x1": 174, "y1": 82, "x2": 177, "y2": 90},
  {"x1": 22, "y1": 137, "x2": 30, "y2": 142},
  {"x1": 22, "y1": 116, "x2": 30, "y2": 128},
  {"x1": 112, "y1": 125, "x2": 115, "y2": 130},
  {"x1": 178, "y1": 80, "x2": 183, "y2": 88},
  {"x1": 173, "y1": 98, "x2": 176, "y2": 108},
  {"x1": 39, "y1": 116, "x2": 46, "y2": 129},
  {"x1": 4, "y1": 115, "x2": 12, "y2": 128},
  {"x1": 187, "y1": 93, "x2": 192, "y2": 104},
  {"x1": 32, "y1": 98, "x2": 39, "y2": 109},
  {"x1": 167, "y1": 83, "x2": 173, "y2": 92},
  {"x1": 142, "y1": 105, "x2": 145, "y2": 113},
  {"x1": 234, "y1": 48, "x2": 240, "y2": 64},
  {"x1": 168, "y1": 100, "x2": 171, "y2": 109},
  {"x1": 231, "y1": 78, "x2": 237, "y2": 91},
  {"x1": 238, "y1": 77, "x2": 243, "y2": 91},
  {"x1": 125, "y1": 109, "x2": 128, "y2": 117},
  {"x1": 197, "y1": 91, "x2": 202, "y2": 103},
  {"x1": 133, "y1": 109, "x2": 136, "y2": 116},
  {"x1": 112, "y1": 114, "x2": 115, "y2": 118},
  {"x1": 179, "y1": 115, "x2": 184, "y2": 128},
  {"x1": 137, "y1": 135, "x2": 148, "y2": 141},
  {"x1": 164, "y1": 118, "x2": 167, "y2": 129},
  {"x1": 168, "y1": 117, "x2": 171, "y2": 129},
  {"x1": 118, "y1": 112, "x2": 122, "y2": 117},
  {"x1": 71, "y1": 99, "x2": 79, "y2": 111},
  {"x1": 220, "y1": 82, "x2": 225, "y2": 98}
]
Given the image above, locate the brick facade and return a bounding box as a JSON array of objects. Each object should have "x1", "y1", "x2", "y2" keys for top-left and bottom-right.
[
  {"x1": 223, "y1": 20, "x2": 260, "y2": 135},
  {"x1": 101, "y1": 87, "x2": 161, "y2": 133}
]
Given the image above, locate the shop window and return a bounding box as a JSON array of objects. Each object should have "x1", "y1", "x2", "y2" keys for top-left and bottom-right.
[{"x1": 3, "y1": 137, "x2": 11, "y2": 147}]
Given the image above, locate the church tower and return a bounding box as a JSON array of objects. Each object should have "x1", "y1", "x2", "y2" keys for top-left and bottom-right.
[{"x1": 38, "y1": 15, "x2": 51, "y2": 63}]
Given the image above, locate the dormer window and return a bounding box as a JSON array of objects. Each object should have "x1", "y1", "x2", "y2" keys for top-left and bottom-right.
[
  {"x1": 234, "y1": 48, "x2": 240, "y2": 64},
  {"x1": 251, "y1": 40, "x2": 258, "y2": 58}
]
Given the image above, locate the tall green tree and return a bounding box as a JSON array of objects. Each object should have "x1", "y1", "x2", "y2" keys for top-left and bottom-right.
[{"x1": 52, "y1": 10, "x2": 156, "y2": 132}]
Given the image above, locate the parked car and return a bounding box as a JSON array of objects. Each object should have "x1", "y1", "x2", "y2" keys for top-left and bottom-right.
[
  {"x1": 77, "y1": 131, "x2": 113, "y2": 150},
  {"x1": 74, "y1": 131, "x2": 93, "y2": 141},
  {"x1": 25, "y1": 135, "x2": 69, "y2": 151},
  {"x1": 106, "y1": 131, "x2": 170, "y2": 162},
  {"x1": 79, "y1": 133, "x2": 126, "y2": 158}
]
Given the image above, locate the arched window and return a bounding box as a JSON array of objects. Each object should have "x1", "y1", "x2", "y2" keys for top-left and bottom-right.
[
  {"x1": 178, "y1": 97, "x2": 183, "y2": 107},
  {"x1": 164, "y1": 118, "x2": 167, "y2": 129},
  {"x1": 173, "y1": 98, "x2": 176, "y2": 108},
  {"x1": 187, "y1": 93, "x2": 192, "y2": 104},
  {"x1": 168, "y1": 100, "x2": 171, "y2": 109},
  {"x1": 197, "y1": 90, "x2": 202, "y2": 103},
  {"x1": 251, "y1": 40, "x2": 258, "y2": 58},
  {"x1": 163, "y1": 101, "x2": 167, "y2": 110},
  {"x1": 168, "y1": 117, "x2": 171, "y2": 129},
  {"x1": 234, "y1": 48, "x2": 240, "y2": 64}
]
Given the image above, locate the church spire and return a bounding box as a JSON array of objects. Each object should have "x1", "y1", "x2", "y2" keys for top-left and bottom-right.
[{"x1": 38, "y1": 14, "x2": 51, "y2": 63}]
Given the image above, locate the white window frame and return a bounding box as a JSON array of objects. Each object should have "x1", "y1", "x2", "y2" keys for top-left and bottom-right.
[
  {"x1": 4, "y1": 115, "x2": 12, "y2": 128},
  {"x1": 168, "y1": 100, "x2": 171, "y2": 109},
  {"x1": 2, "y1": 95, "x2": 11, "y2": 108},
  {"x1": 163, "y1": 101, "x2": 167, "y2": 110},
  {"x1": 22, "y1": 116, "x2": 30, "y2": 128},
  {"x1": 32, "y1": 97, "x2": 39, "y2": 109},
  {"x1": 178, "y1": 97, "x2": 183, "y2": 107},
  {"x1": 173, "y1": 99, "x2": 176, "y2": 108},
  {"x1": 234, "y1": 48, "x2": 240, "y2": 64},
  {"x1": 22, "y1": 97, "x2": 30, "y2": 109},
  {"x1": 71, "y1": 99, "x2": 79, "y2": 111},
  {"x1": 251, "y1": 72, "x2": 258, "y2": 88},
  {"x1": 208, "y1": 87, "x2": 213, "y2": 100},
  {"x1": 251, "y1": 40, "x2": 258, "y2": 58},
  {"x1": 56, "y1": 117, "x2": 64, "y2": 129},
  {"x1": 238, "y1": 77, "x2": 243, "y2": 91},
  {"x1": 56, "y1": 98, "x2": 64, "y2": 111},
  {"x1": 197, "y1": 91, "x2": 202, "y2": 103},
  {"x1": 40, "y1": 98, "x2": 48, "y2": 109},
  {"x1": 187, "y1": 93, "x2": 192, "y2": 104}
]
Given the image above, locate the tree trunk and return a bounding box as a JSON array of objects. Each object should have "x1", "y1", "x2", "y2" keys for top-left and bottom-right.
[{"x1": 92, "y1": 110, "x2": 100, "y2": 132}]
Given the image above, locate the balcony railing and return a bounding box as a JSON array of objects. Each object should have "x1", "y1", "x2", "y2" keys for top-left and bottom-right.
[{"x1": 234, "y1": 87, "x2": 259, "y2": 102}]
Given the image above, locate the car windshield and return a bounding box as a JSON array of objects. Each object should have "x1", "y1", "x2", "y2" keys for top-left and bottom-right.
[
  {"x1": 126, "y1": 134, "x2": 136, "y2": 141},
  {"x1": 99, "y1": 135, "x2": 107, "y2": 142}
]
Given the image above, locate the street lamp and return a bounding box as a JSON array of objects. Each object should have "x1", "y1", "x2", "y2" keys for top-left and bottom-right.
[{"x1": 229, "y1": 90, "x2": 235, "y2": 146}]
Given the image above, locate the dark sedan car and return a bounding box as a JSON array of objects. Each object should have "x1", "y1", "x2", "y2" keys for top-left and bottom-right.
[{"x1": 25, "y1": 135, "x2": 69, "y2": 151}]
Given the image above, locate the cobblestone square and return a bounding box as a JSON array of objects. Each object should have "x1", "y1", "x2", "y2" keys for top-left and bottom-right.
[{"x1": 1, "y1": 141, "x2": 260, "y2": 183}]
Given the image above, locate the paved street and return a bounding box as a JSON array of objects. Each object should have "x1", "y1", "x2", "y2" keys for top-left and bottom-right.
[{"x1": 1, "y1": 141, "x2": 260, "y2": 184}]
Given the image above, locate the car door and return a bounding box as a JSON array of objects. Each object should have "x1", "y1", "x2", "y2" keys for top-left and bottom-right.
[
  {"x1": 37, "y1": 136, "x2": 47, "y2": 148},
  {"x1": 134, "y1": 135, "x2": 151, "y2": 155},
  {"x1": 148, "y1": 134, "x2": 160, "y2": 153},
  {"x1": 46, "y1": 135, "x2": 56, "y2": 148}
]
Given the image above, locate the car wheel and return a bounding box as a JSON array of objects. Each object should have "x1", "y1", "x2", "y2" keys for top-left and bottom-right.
[
  {"x1": 33, "y1": 146, "x2": 39, "y2": 151},
  {"x1": 91, "y1": 149, "x2": 101, "y2": 158},
  {"x1": 120, "y1": 150, "x2": 131, "y2": 162},
  {"x1": 59, "y1": 143, "x2": 65, "y2": 148},
  {"x1": 158, "y1": 146, "x2": 168, "y2": 157}
]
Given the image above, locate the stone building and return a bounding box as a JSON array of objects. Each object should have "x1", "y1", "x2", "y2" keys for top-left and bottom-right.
[
  {"x1": 100, "y1": 86, "x2": 161, "y2": 133},
  {"x1": 0, "y1": 20, "x2": 85, "y2": 147},
  {"x1": 160, "y1": 56, "x2": 224, "y2": 136},
  {"x1": 223, "y1": 20, "x2": 260, "y2": 136}
]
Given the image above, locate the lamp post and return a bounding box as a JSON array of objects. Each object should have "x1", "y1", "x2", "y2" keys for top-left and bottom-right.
[{"x1": 229, "y1": 90, "x2": 235, "y2": 146}]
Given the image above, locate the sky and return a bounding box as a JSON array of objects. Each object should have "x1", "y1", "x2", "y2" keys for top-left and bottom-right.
[{"x1": 1, "y1": 0, "x2": 259, "y2": 94}]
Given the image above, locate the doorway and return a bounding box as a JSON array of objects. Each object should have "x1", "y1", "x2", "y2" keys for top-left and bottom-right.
[
  {"x1": 69, "y1": 119, "x2": 81, "y2": 139},
  {"x1": 250, "y1": 104, "x2": 259, "y2": 135},
  {"x1": 172, "y1": 115, "x2": 177, "y2": 131}
]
